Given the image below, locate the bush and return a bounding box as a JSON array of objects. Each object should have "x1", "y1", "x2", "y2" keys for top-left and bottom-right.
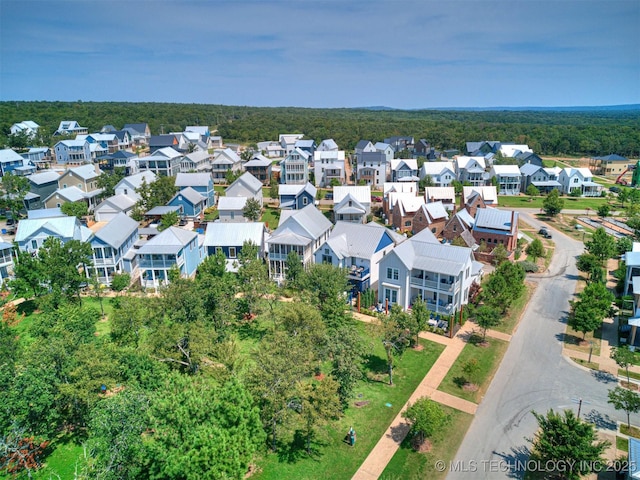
[{"x1": 518, "y1": 261, "x2": 539, "y2": 273}]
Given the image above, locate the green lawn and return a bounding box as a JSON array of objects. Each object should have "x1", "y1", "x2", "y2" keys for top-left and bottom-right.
[
  {"x1": 570, "y1": 357, "x2": 599, "y2": 371},
  {"x1": 497, "y1": 194, "x2": 609, "y2": 211},
  {"x1": 261, "y1": 206, "x2": 281, "y2": 229},
  {"x1": 254, "y1": 337, "x2": 445, "y2": 480},
  {"x1": 619, "y1": 369, "x2": 640, "y2": 381},
  {"x1": 33, "y1": 435, "x2": 84, "y2": 480},
  {"x1": 617, "y1": 436, "x2": 629, "y2": 452},
  {"x1": 492, "y1": 282, "x2": 536, "y2": 335},
  {"x1": 563, "y1": 324, "x2": 602, "y2": 357},
  {"x1": 438, "y1": 337, "x2": 509, "y2": 403},
  {"x1": 381, "y1": 407, "x2": 474, "y2": 480}
]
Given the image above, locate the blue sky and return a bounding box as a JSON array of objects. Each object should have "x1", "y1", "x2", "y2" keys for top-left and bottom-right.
[{"x1": 1, "y1": 0, "x2": 639, "y2": 109}]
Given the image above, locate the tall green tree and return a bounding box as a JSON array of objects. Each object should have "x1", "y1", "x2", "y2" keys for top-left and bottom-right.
[
  {"x1": 96, "y1": 167, "x2": 126, "y2": 198},
  {"x1": 410, "y1": 297, "x2": 430, "y2": 346},
  {"x1": 608, "y1": 386, "x2": 640, "y2": 429},
  {"x1": 585, "y1": 227, "x2": 617, "y2": 263},
  {"x1": 379, "y1": 305, "x2": 411, "y2": 385},
  {"x1": 0, "y1": 172, "x2": 29, "y2": 221},
  {"x1": 157, "y1": 211, "x2": 179, "y2": 231},
  {"x1": 61, "y1": 201, "x2": 89, "y2": 219},
  {"x1": 611, "y1": 346, "x2": 635, "y2": 385},
  {"x1": 327, "y1": 324, "x2": 366, "y2": 407},
  {"x1": 300, "y1": 263, "x2": 351, "y2": 330},
  {"x1": 285, "y1": 250, "x2": 303, "y2": 289},
  {"x1": 542, "y1": 189, "x2": 564, "y2": 217},
  {"x1": 38, "y1": 237, "x2": 93, "y2": 304},
  {"x1": 10, "y1": 249, "x2": 47, "y2": 299},
  {"x1": 298, "y1": 376, "x2": 342, "y2": 454},
  {"x1": 236, "y1": 241, "x2": 270, "y2": 317},
  {"x1": 526, "y1": 238, "x2": 545, "y2": 261},
  {"x1": 529, "y1": 409, "x2": 609, "y2": 480},
  {"x1": 402, "y1": 397, "x2": 450, "y2": 447},
  {"x1": 242, "y1": 197, "x2": 261, "y2": 222},
  {"x1": 474, "y1": 305, "x2": 501, "y2": 341}
]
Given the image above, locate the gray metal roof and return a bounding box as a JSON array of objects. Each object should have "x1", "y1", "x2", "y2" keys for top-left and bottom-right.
[
  {"x1": 244, "y1": 155, "x2": 272, "y2": 167},
  {"x1": 269, "y1": 205, "x2": 331, "y2": 245},
  {"x1": 473, "y1": 208, "x2": 517, "y2": 232},
  {"x1": 137, "y1": 226, "x2": 197, "y2": 254},
  {"x1": 326, "y1": 221, "x2": 404, "y2": 259},
  {"x1": 146, "y1": 205, "x2": 181, "y2": 216},
  {"x1": 391, "y1": 233, "x2": 473, "y2": 276},
  {"x1": 27, "y1": 208, "x2": 64, "y2": 219},
  {"x1": 228, "y1": 172, "x2": 263, "y2": 193},
  {"x1": 175, "y1": 172, "x2": 212, "y2": 187},
  {"x1": 218, "y1": 196, "x2": 247, "y2": 210},
  {"x1": 204, "y1": 222, "x2": 265, "y2": 247},
  {"x1": 173, "y1": 187, "x2": 205, "y2": 205},
  {"x1": 93, "y1": 213, "x2": 139, "y2": 248},
  {"x1": 96, "y1": 194, "x2": 136, "y2": 212}
]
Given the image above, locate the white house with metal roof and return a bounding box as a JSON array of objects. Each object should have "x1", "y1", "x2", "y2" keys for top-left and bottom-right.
[
  {"x1": 180, "y1": 150, "x2": 212, "y2": 172},
  {"x1": 94, "y1": 194, "x2": 137, "y2": 222},
  {"x1": 114, "y1": 171, "x2": 157, "y2": 201},
  {"x1": 317, "y1": 139, "x2": 339, "y2": 152},
  {"x1": 378, "y1": 228, "x2": 481, "y2": 314},
  {"x1": 218, "y1": 196, "x2": 249, "y2": 222},
  {"x1": 489, "y1": 164, "x2": 522, "y2": 195},
  {"x1": 54, "y1": 139, "x2": 92, "y2": 165},
  {"x1": 10, "y1": 121, "x2": 40, "y2": 139},
  {"x1": 15, "y1": 214, "x2": 92, "y2": 253},
  {"x1": 88, "y1": 213, "x2": 140, "y2": 284},
  {"x1": 462, "y1": 186, "x2": 498, "y2": 206},
  {"x1": 0, "y1": 236, "x2": 14, "y2": 284},
  {"x1": 137, "y1": 226, "x2": 203, "y2": 289},
  {"x1": 315, "y1": 221, "x2": 406, "y2": 293},
  {"x1": 266, "y1": 205, "x2": 332, "y2": 282},
  {"x1": 424, "y1": 187, "x2": 456, "y2": 211},
  {"x1": 211, "y1": 148, "x2": 242, "y2": 184},
  {"x1": 313, "y1": 150, "x2": 346, "y2": 187},
  {"x1": 280, "y1": 147, "x2": 311, "y2": 185},
  {"x1": 203, "y1": 222, "x2": 267, "y2": 272},
  {"x1": 226, "y1": 172, "x2": 264, "y2": 206},
  {"x1": 419, "y1": 161, "x2": 456, "y2": 187},
  {"x1": 137, "y1": 147, "x2": 183, "y2": 177},
  {"x1": 54, "y1": 121, "x2": 88, "y2": 136},
  {"x1": 558, "y1": 167, "x2": 602, "y2": 197},
  {"x1": 455, "y1": 156, "x2": 488, "y2": 186},
  {"x1": 0, "y1": 148, "x2": 30, "y2": 176},
  {"x1": 390, "y1": 159, "x2": 419, "y2": 182},
  {"x1": 333, "y1": 186, "x2": 371, "y2": 223}
]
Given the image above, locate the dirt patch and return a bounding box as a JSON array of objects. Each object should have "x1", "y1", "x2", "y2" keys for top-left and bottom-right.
[
  {"x1": 621, "y1": 381, "x2": 639, "y2": 391},
  {"x1": 412, "y1": 344, "x2": 424, "y2": 351},
  {"x1": 463, "y1": 383, "x2": 479, "y2": 392},
  {"x1": 314, "y1": 373, "x2": 325, "y2": 381},
  {"x1": 354, "y1": 401, "x2": 370, "y2": 408},
  {"x1": 411, "y1": 437, "x2": 433, "y2": 453}
]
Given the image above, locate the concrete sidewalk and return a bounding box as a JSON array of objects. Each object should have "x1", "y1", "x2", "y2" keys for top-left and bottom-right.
[{"x1": 352, "y1": 320, "x2": 479, "y2": 480}]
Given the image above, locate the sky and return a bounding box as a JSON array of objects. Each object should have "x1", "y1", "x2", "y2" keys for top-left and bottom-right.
[{"x1": 1, "y1": 0, "x2": 639, "y2": 109}]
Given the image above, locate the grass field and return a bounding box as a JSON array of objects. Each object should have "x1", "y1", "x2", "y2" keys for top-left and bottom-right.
[
  {"x1": 497, "y1": 194, "x2": 609, "y2": 211},
  {"x1": 492, "y1": 282, "x2": 536, "y2": 335},
  {"x1": 380, "y1": 407, "x2": 474, "y2": 480},
  {"x1": 253, "y1": 337, "x2": 445, "y2": 480}
]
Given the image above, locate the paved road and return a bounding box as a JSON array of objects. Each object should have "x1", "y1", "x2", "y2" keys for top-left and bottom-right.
[{"x1": 447, "y1": 211, "x2": 624, "y2": 480}]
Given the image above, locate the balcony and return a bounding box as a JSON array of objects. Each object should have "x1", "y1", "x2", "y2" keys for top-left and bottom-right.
[
  {"x1": 348, "y1": 265, "x2": 369, "y2": 279},
  {"x1": 410, "y1": 275, "x2": 456, "y2": 292},
  {"x1": 138, "y1": 257, "x2": 182, "y2": 269}
]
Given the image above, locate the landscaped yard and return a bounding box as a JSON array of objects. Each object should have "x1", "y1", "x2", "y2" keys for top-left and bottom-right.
[
  {"x1": 254, "y1": 337, "x2": 445, "y2": 480},
  {"x1": 261, "y1": 206, "x2": 281, "y2": 229},
  {"x1": 380, "y1": 407, "x2": 474, "y2": 480},
  {"x1": 562, "y1": 324, "x2": 602, "y2": 357},
  {"x1": 492, "y1": 282, "x2": 537, "y2": 334},
  {"x1": 438, "y1": 336, "x2": 509, "y2": 403},
  {"x1": 497, "y1": 194, "x2": 609, "y2": 211}
]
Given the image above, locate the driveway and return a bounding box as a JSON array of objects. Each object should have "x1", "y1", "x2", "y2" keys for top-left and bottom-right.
[{"x1": 447, "y1": 211, "x2": 624, "y2": 479}]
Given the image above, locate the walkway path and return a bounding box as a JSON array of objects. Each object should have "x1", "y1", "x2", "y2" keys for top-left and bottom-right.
[{"x1": 351, "y1": 314, "x2": 500, "y2": 480}]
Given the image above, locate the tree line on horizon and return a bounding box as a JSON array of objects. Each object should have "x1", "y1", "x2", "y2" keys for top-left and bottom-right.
[{"x1": 1, "y1": 101, "x2": 639, "y2": 157}]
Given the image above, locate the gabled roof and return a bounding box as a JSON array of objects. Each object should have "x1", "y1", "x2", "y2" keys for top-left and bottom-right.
[
  {"x1": 383, "y1": 182, "x2": 418, "y2": 195},
  {"x1": 491, "y1": 165, "x2": 521, "y2": 175},
  {"x1": 146, "y1": 205, "x2": 181, "y2": 216},
  {"x1": 390, "y1": 159, "x2": 418, "y2": 171},
  {"x1": 424, "y1": 187, "x2": 455, "y2": 204},
  {"x1": 123, "y1": 123, "x2": 149, "y2": 136},
  {"x1": 519, "y1": 163, "x2": 543, "y2": 176},
  {"x1": 185, "y1": 126, "x2": 209, "y2": 136},
  {"x1": 48, "y1": 186, "x2": 88, "y2": 202},
  {"x1": 278, "y1": 182, "x2": 316, "y2": 197},
  {"x1": 15, "y1": 215, "x2": 89, "y2": 243},
  {"x1": 175, "y1": 172, "x2": 212, "y2": 188},
  {"x1": 334, "y1": 194, "x2": 366, "y2": 215},
  {"x1": 455, "y1": 209, "x2": 476, "y2": 229},
  {"x1": 98, "y1": 150, "x2": 136, "y2": 161},
  {"x1": 147, "y1": 147, "x2": 182, "y2": 159},
  {"x1": 325, "y1": 221, "x2": 405, "y2": 259},
  {"x1": 333, "y1": 185, "x2": 371, "y2": 204},
  {"x1": 456, "y1": 156, "x2": 486, "y2": 170},
  {"x1": 594, "y1": 154, "x2": 627, "y2": 161},
  {"x1": 150, "y1": 134, "x2": 179, "y2": 147},
  {"x1": 420, "y1": 201, "x2": 448, "y2": 221},
  {"x1": 269, "y1": 205, "x2": 332, "y2": 245},
  {"x1": 244, "y1": 155, "x2": 272, "y2": 167},
  {"x1": 92, "y1": 212, "x2": 139, "y2": 248},
  {"x1": 212, "y1": 148, "x2": 241, "y2": 164},
  {"x1": 295, "y1": 139, "x2": 316, "y2": 148},
  {"x1": 318, "y1": 138, "x2": 338, "y2": 151},
  {"x1": 561, "y1": 167, "x2": 593, "y2": 179},
  {"x1": 172, "y1": 187, "x2": 205, "y2": 205},
  {"x1": 65, "y1": 164, "x2": 101, "y2": 181},
  {"x1": 227, "y1": 172, "x2": 262, "y2": 194},
  {"x1": 28, "y1": 170, "x2": 60, "y2": 185},
  {"x1": 204, "y1": 222, "x2": 265, "y2": 247},
  {"x1": 0, "y1": 148, "x2": 26, "y2": 163},
  {"x1": 117, "y1": 171, "x2": 157, "y2": 191},
  {"x1": 95, "y1": 194, "x2": 136, "y2": 212},
  {"x1": 462, "y1": 186, "x2": 498, "y2": 205},
  {"x1": 355, "y1": 140, "x2": 373, "y2": 150},
  {"x1": 218, "y1": 196, "x2": 248, "y2": 210},
  {"x1": 283, "y1": 147, "x2": 310, "y2": 162},
  {"x1": 420, "y1": 161, "x2": 455, "y2": 177},
  {"x1": 396, "y1": 195, "x2": 425, "y2": 216},
  {"x1": 374, "y1": 142, "x2": 391, "y2": 151},
  {"x1": 137, "y1": 226, "x2": 197, "y2": 254},
  {"x1": 28, "y1": 208, "x2": 64, "y2": 219},
  {"x1": 473, "y1": 208, "x2": 517, "y2": 234}
]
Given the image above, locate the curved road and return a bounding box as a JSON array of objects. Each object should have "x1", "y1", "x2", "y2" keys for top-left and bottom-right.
[{"x1": 447, "y1": 210, "x2": 624, "y2": 480}]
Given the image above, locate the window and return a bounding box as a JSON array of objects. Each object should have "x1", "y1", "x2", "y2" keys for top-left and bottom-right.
[
  {"x1": 384, "y1": 288, "x2": 398, "y2": 304},
  {"x1": 31, "y1": 240, "x2": 37, "y2": 250},
  {"x1": 322, "y1": 254, "x2": 332, "y2": 264},
  {"x1": 229, "y1": 247, "x2": 237, "y2": 258},
  {"x1": 215, "y1": 247, "x2": 223, "y2": 255},
  {"x1": 386, "y1": 267, "x2": 399, "y2": 280},
  {"x1": 302, "y1": 196, "x2": 309, "y2": 205}
]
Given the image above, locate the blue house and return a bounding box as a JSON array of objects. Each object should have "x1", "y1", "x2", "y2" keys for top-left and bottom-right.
[
  {"x1": 175, "y1": 172, "x2": 215, "y2": 207},
  {"x1": 203, "y1": 222, "x2": 266, "y2": 272},
  {"x1": 88, "y1": 213, "x2": 139, "y2": 284},
  {"x1": 278, "y1": 182, "x2": 316, "y2": 210},
  {"x1": 168, "y1": 187, "x2": 206, "y2": 220},
  {"x1": 137, "y1": 227, "x2": 203, "y2": 289},
  {"x1": 15, "y1": 212, "x2": 92, "y2": 253},
  {"x1": 0, "y1": 149, "x2": 29, "y2": 176}
]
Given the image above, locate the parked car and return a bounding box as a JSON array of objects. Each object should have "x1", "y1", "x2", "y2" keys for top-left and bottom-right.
[
  {"x1": 609, "y1": 186, "x2": 621, "y2": 193},
  {"x1": 371, "y1": 196, "x2": 382, "y2": 202},
  {"x1": 325, "y1": 193, "x2": 333, "y2": 200},
  {"x1": 538, "y1": 228, "x2": 552, "y2": 239}
]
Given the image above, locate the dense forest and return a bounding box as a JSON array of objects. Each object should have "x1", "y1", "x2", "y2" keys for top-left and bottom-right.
[{"x1": 1, "y1": 101, "x2": 639, "y2": 157}]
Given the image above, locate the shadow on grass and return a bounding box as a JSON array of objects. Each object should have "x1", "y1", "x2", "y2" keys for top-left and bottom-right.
[
  {"x1": 555, "y1": 332, "x2": 585, "y2": 345},
  {"x1": 363, "y1": 354, "x2": 388, "y2": 375},
  {"x1": 236, "y1": 319, "x2": 270, "y2": 342},
  {"x1": 276, "y1": 430, "x2": 324, "y2": 464},
  {"x1": 387, "y1": 422, "x2": 411, "y2": 443},
  {"x1": 453, "y1": 376, "x2": 468, "y2": 388},
  {"x1": 16, "y1": 299, "x2": 38, "y2": 316},
  {"x1": 493, "y1": 444, "x2": 531, "y2": 479}
]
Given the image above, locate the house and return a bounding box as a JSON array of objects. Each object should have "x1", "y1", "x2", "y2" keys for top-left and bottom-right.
[
  {"x1": 278, "y1": 182, "x2": 316, "y2": 210},
  {"x1": 377, "y1": 228, "x2": 481, "y2": 314},
  {"x1": 88, "y1": 213, "x2": 139, "y2": 284},
  {"x1": 15, "y1": 213, "x2": 92, "y2": 253},
  {"x1": 21, "y1": 147, "x2": 53, "y2": 169},
  {"x1": 420, "y1": 161, "x2": 456, "y2": 187},
  {"x1": 123, "y1": 123, "x2": 151, "y2": 146},
  {"x1": 97, "y1": 151, "x2": 138, "y2": 174},
  {"x1": 149, "y1": 134, "x2": 185, "y2": 153},
  {"x1": 137, "y1": 147, "x2": 183, "y2": 177},
  {"x1": 385, "y1": 136, "x2": 414, "y2": 153},
  {"x1": 514, "y1": 151, "x2": 544, "y2": 167},
  {"x1": 519, "y1": 164, "x2": 562, "y2": 194},
  {"x1": 243, "y1": 154, "x2": 273, "y2": 185},
  {"x1": 333, "y1": 186, "x2": 371, "y2": 223},
  {"x1": 87, "y1": 142, "x2": 108, "y2": 163},
  {"x1": 44, "y1": 186, "x2": 102, "y2": 211},
  {"x1": 137, "y1": 226, "x2": 203, "y2": 289},
  {"x1": 392, "y1": 195, "x2": 425, "y2": 233},
  {"x1": 168, "y1": 188, "x2": 206, "y2": 221},
  {"x1": 455, "y1": 156, "x2": 487, "y2": 186},
  {"x1": 317, "y1": 139, "x2": 339, "y2": 152},
  {"x1": 489, "y1": 165, "x2": 522, "y2": 195},
  {"x1": 315, "y1": 221, "x2": 406, "y2": 293},
  {"x1": 114, "y1": 171, "x2": 157, "y2": 202},
  {"x1": 185, "y1": 126, "x2": 210, "y2": 143},
  {"x1": 112, "y1": 130, "x2": 132, "y2": 151},
  {"x1": 211, "y1": 148, "x2": 242, "y2": 184},
  {"x1": 313, "y1": 150, "x2": 345, "y2": 187},
  {"x1": 280, "y1": 147, "x2": 310, "y2": 184},
  {"x1": 0, "y1": 236, "x2": 14, "y2": 284},
  {"x1": 558, "y1": 167, "x2": 602, "y2": 197},
  {"x1": 442, "y1": 209, "x2": 476, "y2": 247},
  {"x1": 226, "y1": 172, "x2": 264, "y2": 207},
  {"x1": 294, "y1": 139, "x2": 316, "y2": 157},
  {"x1": 203, "y1": 222, "x2": 266, "y2": 272},
  {"x1": 279, "y1": 134, "x2": 305, "y2": 155},
  {"x1": 266, "y1": 204, "x2": 332, "y2": 282},
  {"x1": 374, "y1": 142, "x2": 395, "y2": 163},
  {"x1": 414, "y1": 139, "x2": 433, "y2": 157},
  {"x1": 589, "y1": 154, "x2": 630, "y2": 176},
  {"x1": 354, "y1": 140, "x2": 376, "y2": 159},
  {"x1": 0, "y1": 148, "x2": 29, "y2": 176},
  {"x1": 390, "y1": 159, "x2": 419, "y2": 182},
  {"x1": 424, "y1": 187, "x2": 456, "y2": 211},
  {"x1": 93, "y1": 194, "x2": 137, "y2": 222},
  {"x1": 80, "y1": 133, "x2": 119, "y2": 154},
  {"x1": 499, "y1": 144, "x2": 532, "y2": 158},
  {"x1": 10, "y1": 121, "x2": 39, "y2": 139},
  {"x1": 258, "y1": 141, "x2": 286, "y2": 158},
  {"x1": 53, "y1": 139, "x2": 92, "y2": 165},
  {"x1": 180, "y1": 150, "x2": 212, "y2": 172},
  {"x1": 382, "y1": 182, "x2": 419, "y2": 218},
  {"x1": 54, "y1": 121, "x2": 88, "y2": 136},
  {"x1": 472, "y1": 208, "x2": 519, "y2": 257},
  {"x1": 356, "y1": 151, "x2": 388, "y2": 187},
  {"x1": 412, "y1": 201, "x2": 449, "y2": 236},
  {"x1": 25, "y1": 171, "x2": 61, "y2": 210},
  {"x1": 465, "y1": 141, "x2": 501, "y2": 156},
  {"x1": 175, "y1": 172, "x2": 215, "y2": 207},
  {"x1": 461, "y1": 186, "x2": 498, "y2": 209},
  {"x1": 217, "y1": 196, "x2": 248, "y2": 223},
  {"x1": 57, "y1": 164, "x2": 102, "y2": 192}
]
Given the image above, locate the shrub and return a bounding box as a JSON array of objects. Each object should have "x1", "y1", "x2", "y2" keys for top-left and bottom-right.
[{"x1": 518, "y1": 261, "x2": 539, "y2": 273}]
